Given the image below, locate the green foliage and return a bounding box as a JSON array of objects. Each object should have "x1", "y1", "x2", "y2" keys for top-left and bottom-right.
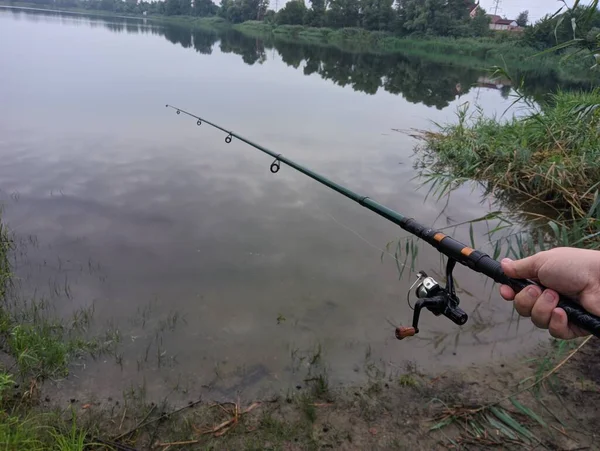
[
  {"x1": 0, "y1": 410, "x2": 92, "y2": 451},
  {"x1": 0, "y1": 415, "x2": 44, "y2": 450},
  {"x1": 398, "y1": 374, "x2": 418, "y2": 387},
  {"x1": 524, "y1": 3, "x2": 600, "y2": 50},
  {"x1": 8, "y1": 324, "x2": 70, "y2": 378},
  {"x1": 419, "y1": 89, "x2": 600, "y2": 250},
  {"x1": 50, "y1": 416, "x2": 88, "y2": 451},
  {"x1": 298, "y1": 393, "x2": 317, "y2": 423},
  {"x1": 471, "y1": 8, "x2": 491, "y2": 37},
  {"x1": 219, "y1": 0, "x2": 269, "y2": 23},
  {"x1": 0, "y1": 222, "x2": 11, "y2": 303},
  {"x1": 397, "y1": 0, "x2": 485, "y2": 38},
  {"x1": 193, "y1": 0, "x2": 217, "y2": 17},
  {"x1": 276, "y1": 0, "x2": 306, "y2": 26},
  {"x1": 516, "y1": 10, "x2": 529, "y2": 27},
  {"x1": 165, "y1": 0, "x2": 190, "y2": 16},
  {"x1": 360, "y1": 0, "x2": 394, "y2": 31},
  {"x1": 326, "y1": 0, "x2": 361, "y2": 28}
]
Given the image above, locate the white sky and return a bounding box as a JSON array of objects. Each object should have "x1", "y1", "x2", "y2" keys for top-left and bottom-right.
[{"x1": 478, "y1": 0, "x2": 573, "y2": 22}]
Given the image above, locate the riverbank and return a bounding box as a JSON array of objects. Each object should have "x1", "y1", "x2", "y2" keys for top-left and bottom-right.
[
  {"x1": 2, "y1": 3, "x2": 598, "y2": 86},
  {"x1": 233, "y1": 21, "x2": 597, "y2": 84},
  {"x1": 0, "y1": 214, "x2": 599, "y2": 449},
  {"x1": 421, "y1": 90, "x2": 600, "y2": 206}
]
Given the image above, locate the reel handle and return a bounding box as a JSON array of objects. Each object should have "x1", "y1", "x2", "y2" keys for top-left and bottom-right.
[{"x1": 395, "y1": 327, "x2": 416, "y2": 340}]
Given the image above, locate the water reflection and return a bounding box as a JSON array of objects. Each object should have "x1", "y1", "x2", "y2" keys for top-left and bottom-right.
[
  {"x1": 6, "y1": 7, "x2": 587, "y2": 110},
  {"x1": 0, "y1": 7, "x2": 548, "y2": 401}
]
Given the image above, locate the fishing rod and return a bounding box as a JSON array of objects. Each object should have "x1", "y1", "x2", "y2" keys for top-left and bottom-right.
[{"x1": 166, "y1": 104, "x2": 600, "y2": 339}]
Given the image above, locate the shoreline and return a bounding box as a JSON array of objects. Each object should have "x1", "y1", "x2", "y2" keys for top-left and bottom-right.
[{"x1": 1, "y1": 3, "x2": 597, "y2": 86}]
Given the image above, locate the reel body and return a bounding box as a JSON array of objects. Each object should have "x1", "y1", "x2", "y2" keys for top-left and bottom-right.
[{"x1": 396, "y1": 259, "x2": 468, "y2": 340}]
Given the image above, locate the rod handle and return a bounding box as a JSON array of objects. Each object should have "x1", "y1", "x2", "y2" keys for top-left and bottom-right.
[{"x1": 474, "y1": 255, "x2": 600, "y2": 338}]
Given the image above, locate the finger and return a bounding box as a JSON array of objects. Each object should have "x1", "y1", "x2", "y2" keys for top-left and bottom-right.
[
  {"x1": 513, "y1": 285, "x2": 542, "y2": 318},
  {"x1": 501, "y1": 256, "x2": 542, "y2": 280},
  {"x1": 499, "y1": 285, "x2": 515, "y2": 300},
  {"x1": 531, "y1": 289, "x2": 559, "y2": 329},
  {"x1": 548, "y1": 308, "x2": 577, "y2": 340}
]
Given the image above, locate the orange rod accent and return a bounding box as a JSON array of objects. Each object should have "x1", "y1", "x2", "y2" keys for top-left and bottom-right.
[
  {"x1": 461, "y1": 247, "x2": 474, "y2": 257},
  {"x1": 433, "y1": 233, "x2": 446, "y2": 242}
]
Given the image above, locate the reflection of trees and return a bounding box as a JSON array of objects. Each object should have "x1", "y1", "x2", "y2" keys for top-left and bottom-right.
[
  {"x1": 267, "y1": 40, "x2": 478, "y2": 107},
  {"x1": 192, "y1": 30, "x2": 217, "y2": 55},
  {"x1": 163, "y1": 25, "x2": 192, "y2": 48},
  {"x1": 125, "y1": 22, "x2": 140, "y2": 34},
  {"x1": 104, "y1": 21, "x2": 125, "y2": 33},
  {"x1": 22, "y1": 8, "x2": 592, "y2": 108},
  {"x1": 383, "y1": 58, "x2": 478, "y2": 109},
  {"x1": 219, "y1": 30, "x2": 266, "y2": 65}
]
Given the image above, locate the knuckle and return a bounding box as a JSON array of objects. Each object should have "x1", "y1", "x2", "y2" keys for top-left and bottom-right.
[
  {"x1": 532, "y1": 315, "x2": 548, "y2": 329},
  {"x1": 531, "y1": 304, "x2": 553, "y2": 329},
  {"x1": 514, "y1": 302, "x2": 531, "y2": 318},
  {"x1": 515, "y1": 291, "x2": 536, "y2": 307}
]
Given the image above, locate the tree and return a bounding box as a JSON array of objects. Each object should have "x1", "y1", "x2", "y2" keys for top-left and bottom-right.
[
  {"x1": 165, "y1": 0, "x2": 190, "y2": 15},
  {"x1": 471, "y1": 7, "x2": 490, "y2": 37},
  {"x1": 305, "y1": 0, "x2": 326, "y2": 27},
  {"x1": 516, "y1": 10, "x2": 528, "y2": 27},
  {"x1": 327, "y1": 0, "x2": 361, "y2": 28},
  {"x1": 361, "y1": 0, "x2": 394, "y2": 31},
  {"x1": 525, "y1": 6, "x2": 600, "y2": 49},
  {"x1": 218, "y1": 0, "x2": 231, "y2": 18},
  {"x1": 218, "y1": 0, "x2": 268, "y2": 22},
  {"x1": 276, "y1": 0, "x2": 306, "y2": 25},
  {"x1": 396, "y1": 0, "x2": 476, "y2": 37},
  {"x1": 193, "y1": 0, "x2": 216, "y2": 16}
]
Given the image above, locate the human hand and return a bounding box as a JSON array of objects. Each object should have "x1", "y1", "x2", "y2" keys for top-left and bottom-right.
[{"x1": 499, "y1": 247, "x2": 600, "y2": 339}]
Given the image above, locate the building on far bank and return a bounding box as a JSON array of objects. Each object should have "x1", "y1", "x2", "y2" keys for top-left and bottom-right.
[
  {"x1": 469, "y1": 3, "x2": 523, "y2": 32},
  {"x1": 488, "y1": 15, "x2": 522, "y2": 31}
]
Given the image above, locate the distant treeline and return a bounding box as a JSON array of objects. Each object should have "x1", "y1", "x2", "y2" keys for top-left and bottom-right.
[
  {"x1": 6, "y1": 0, "x2": 600, "y2": 49},
  {"x1": 10, "y1": 7, "x2": 591, "y2": 110}
]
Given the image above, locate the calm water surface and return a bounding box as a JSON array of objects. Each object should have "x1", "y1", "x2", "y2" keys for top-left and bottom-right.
[{"x1": 0, "y1": 8, "x2": 545, "y2": 400}]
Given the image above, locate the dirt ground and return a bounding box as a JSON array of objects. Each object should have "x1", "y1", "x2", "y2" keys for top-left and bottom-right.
[{"x1": 32, "y1": 336, "x2": 600, "y2": 450}]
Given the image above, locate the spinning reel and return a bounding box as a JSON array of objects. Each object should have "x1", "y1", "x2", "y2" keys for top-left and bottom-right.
[{"x1": 396, "y1": 259, "x2": 468, "y2": 340}]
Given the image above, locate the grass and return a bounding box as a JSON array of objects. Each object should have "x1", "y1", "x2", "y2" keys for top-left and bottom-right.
[
  {"x1": 0, "y1": 218, "x2": 119, "y2": 380},
  {"x1": 417, "y1": 88, "x2": 600, "y2": 253},
  {"x1": 150, "y1": 14, "x2": 229, "y2": 30},
  {"x1": 0, "y1": 213, "x2": 117, "y2": 450},
  {"x1": 429, "y1": 336, "x2": 593, "y2": 448}
]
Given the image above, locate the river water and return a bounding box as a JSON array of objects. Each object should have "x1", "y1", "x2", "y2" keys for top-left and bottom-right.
[{"x1": 0, "y1": 8, "x2": 548, "y2": 401}]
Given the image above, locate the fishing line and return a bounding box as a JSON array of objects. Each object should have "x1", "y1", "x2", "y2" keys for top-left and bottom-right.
[{"x1": 166, "y1": 104, "x2": 600, "y2": 339}]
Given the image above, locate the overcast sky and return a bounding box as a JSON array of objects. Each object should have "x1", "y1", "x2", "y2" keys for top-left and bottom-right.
[{"x1": 478, "y1": 0, "x2": 572, "y2": 22}]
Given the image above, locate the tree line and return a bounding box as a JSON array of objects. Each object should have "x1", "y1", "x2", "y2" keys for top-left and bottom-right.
[
  {"x1": 9, "y1": 0, "x2": 600, "y2": 47},
  {"x1": 45, "y1": 8, "x2": 588, "y2": 108}
]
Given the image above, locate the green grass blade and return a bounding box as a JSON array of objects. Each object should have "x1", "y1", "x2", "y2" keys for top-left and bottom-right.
[
  {"x1": 489, "y1": 406, "x2": 536, "y2": 441},
  {"x1": 429, "y1": 416, "x2": 455, "y2": 431},
  {"x1": 484, "y1": 413, "x2": 518, "y2": 440},
  {"x1": 510, "y1": 398, "x2": 547, "y2": 428}
]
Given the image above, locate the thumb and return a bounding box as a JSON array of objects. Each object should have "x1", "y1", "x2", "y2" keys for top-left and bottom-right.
[{"x1": 501, "y1": 255, "x2": 542, "y2": 280}]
